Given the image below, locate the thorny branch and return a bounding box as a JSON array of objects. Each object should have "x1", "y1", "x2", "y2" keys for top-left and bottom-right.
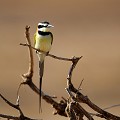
[
  {"x1": 1, "y1": 25, "x2": 120, "y2": 120},
  {"x1": 65, "y1": 59, "x2": 120, "y2": 119},
  {"x1": 20, "y1": 43, "x2": 81, "y2": 62},
  {"x1": 0, "y1": 93, "x2": 38, "y2": 120}
]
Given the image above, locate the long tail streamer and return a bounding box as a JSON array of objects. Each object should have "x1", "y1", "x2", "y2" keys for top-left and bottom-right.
[{"x1": 39, "y1": 61, "x2": 44, "y2": 113}]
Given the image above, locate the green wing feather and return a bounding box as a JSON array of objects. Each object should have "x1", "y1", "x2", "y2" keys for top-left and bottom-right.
[
  {"x1": 50, "y1": 32, "x2": 53, "y2": 45},
  {"x1": 34, "y1": 32, "x2": 36, "y2": 47}
]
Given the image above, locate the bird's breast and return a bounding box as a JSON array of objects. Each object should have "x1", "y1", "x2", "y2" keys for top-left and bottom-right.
[{"x1": 35, "y1": 35, "x2": 52, "y2": 52}]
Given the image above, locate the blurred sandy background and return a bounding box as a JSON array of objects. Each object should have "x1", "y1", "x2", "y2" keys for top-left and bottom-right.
[{"x1": 0, "y1": 0, "x2": 120, "y2": 119}]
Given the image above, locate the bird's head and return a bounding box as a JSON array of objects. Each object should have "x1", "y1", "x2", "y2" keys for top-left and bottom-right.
[{"x1": 37, "y1": 21, "x2": 54, "y2": 32}]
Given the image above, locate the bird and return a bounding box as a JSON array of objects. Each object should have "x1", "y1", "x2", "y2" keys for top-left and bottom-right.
[{"x1": 34, "y1": 21, "x2": 54, "y2": 112}]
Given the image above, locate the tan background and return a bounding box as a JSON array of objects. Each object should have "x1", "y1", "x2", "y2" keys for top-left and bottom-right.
[{"x1": 0, "y1": 0, "x2": 120, "y2": 119}]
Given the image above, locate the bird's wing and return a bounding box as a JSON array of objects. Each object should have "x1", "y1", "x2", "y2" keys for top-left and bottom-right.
[
  {"x1": 34, "y1": 32, "x2": 36, "y2": 46},
  {"x1": 50, "y1": 32, "x2": 53, "y2": 45}
]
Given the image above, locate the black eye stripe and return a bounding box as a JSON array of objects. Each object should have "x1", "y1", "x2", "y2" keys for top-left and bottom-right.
[{"x1": 38, "y1": 25, "x2": 43, "y2": 28}]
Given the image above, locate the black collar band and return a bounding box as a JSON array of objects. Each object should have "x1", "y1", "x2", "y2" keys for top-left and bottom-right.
[{"x1": 38, "y1": 31, "x2": 50, "y2": 36}]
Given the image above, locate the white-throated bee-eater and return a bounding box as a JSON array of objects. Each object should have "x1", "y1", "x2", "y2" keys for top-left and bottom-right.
[{"x1": 34, "y1": 21, "x2": 54, "y2": 112}]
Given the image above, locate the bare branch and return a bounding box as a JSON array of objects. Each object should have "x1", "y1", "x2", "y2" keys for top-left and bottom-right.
[
  {"x1": 0, "y1": 93, "x2": 39, "y2": 120},
  {"x1": 20, "y1": 43, "x2": 83, "y2": 62},
  {"x1": 1, "y1": 24, "x2": 119, "y2": 120},
  {"x1": 67, "y1": 82, "x2": 120, "y2": 120},
  {"x1": 24, "y1": 26, "x2": 34, "y2": 78},
  {"x1": 66, "y1": 102, "x2": 77, "y2": 120},
  {"x1": 66, "y1": 89, "x2": 94, "y2": 120},
  {"x1": 18, "y1": 25, "x2": 120, "y2": 119},
  {"x1": 78, "y1": 79, "x2": 84, "y2": 91},
  {"x1": 104, "y1": 104, "x2": 120, "y2": 110},
  {"x1": 64, "y1": 49, "x2": 120, "y2": 119},
  {"x1": 0, "y1": 114, "x2": 19, "y2": 120},
  {"x1": 72, "y1": 102, "x2": 94, "y2": 120},
  {"x1": 67, "y1": 56, "x2": 82, "y2": 82},
  {"x1": 0, "y1": 93, "x2": 23, "y2": 115},
  {"x1": 19, "y1": 25, "x2": 67, "y2": 117}
]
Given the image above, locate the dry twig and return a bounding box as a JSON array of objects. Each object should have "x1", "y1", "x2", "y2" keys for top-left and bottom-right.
[
  {"x1": 0, "y1": 93, "x2": 38, "y2": 120},
  {"x1": 19, "y1": 25, "x2": 120, "y2": 120},
  {"x1": 1, "y1": 25, "x2": 120, "y2": 120}
]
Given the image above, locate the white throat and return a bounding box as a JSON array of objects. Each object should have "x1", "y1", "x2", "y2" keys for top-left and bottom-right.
[{"x1": 38, "y1": 27, "x2": 50, "y2": 32}]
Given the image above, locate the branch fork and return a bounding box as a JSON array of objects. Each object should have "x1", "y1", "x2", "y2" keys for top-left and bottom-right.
[{"x1": 1, "y1": 25, "x2": 120, "y2": 120}]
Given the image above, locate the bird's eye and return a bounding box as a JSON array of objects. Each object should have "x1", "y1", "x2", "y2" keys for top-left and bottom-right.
[{"x1": 38, "y1": 25, "x2": 43, "y2": 28}]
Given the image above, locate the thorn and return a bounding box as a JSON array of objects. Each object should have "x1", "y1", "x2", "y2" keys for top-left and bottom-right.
[{"x1": 78, "y1": 78, "x2": 84, "y2": 91}]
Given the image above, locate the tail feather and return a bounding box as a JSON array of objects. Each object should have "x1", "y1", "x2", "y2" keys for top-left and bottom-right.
[
  {"x1": 39, "y1": 77, "x2": 42, "y2": 113},
  {"x1": 39, "y1": 61, "x2": 44, "y2": 113},
  {"x1": 39, "y1": 60, "x2": 44, "y2": 78}
]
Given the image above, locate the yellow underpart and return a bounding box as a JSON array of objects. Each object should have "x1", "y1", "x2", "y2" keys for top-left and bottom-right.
[{"x1": 34, "y1": 32, "x2": 52, "y2": 52}]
